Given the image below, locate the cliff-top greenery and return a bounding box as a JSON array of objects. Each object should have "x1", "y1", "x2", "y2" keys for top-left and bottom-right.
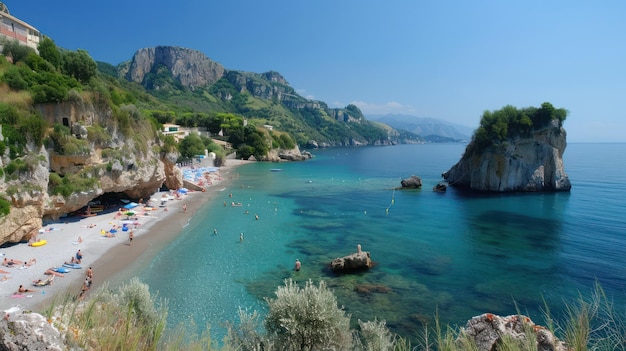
[{"x1": 468, "y1": 102, "x2": 568, "y2": 155}]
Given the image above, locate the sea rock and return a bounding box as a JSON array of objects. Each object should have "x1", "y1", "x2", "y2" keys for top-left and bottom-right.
[
  {"x1": 433, "y1": 183, "x2": 447, "y2": 192},
  {"x1": 264, "y1": 145, "x2": 314, "y2": 162},
  {"x1": 400, "y1": 175, "x2": 422, "y2": 189},
  {"x1": 443, "y1": 119, "x2": 571, "y2": 192},
  {"x1": 462, "y1": 313, "x2": 568, "y2": 351},
  {"x1": 330, "y1": 251, "x2": 372, "y2": 273},
  {"x1": 0, "y1": 312, "x2": 65, "y2": 351}
]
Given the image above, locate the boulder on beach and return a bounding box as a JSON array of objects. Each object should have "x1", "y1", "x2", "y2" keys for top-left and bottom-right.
[{"x1": 330, "y1": 251, "x2": 372, "y2": 273}]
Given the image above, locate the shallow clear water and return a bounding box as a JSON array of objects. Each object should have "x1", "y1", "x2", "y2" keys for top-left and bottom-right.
[{"x1": 138, "y1": 143, "x2": 626, "y2": 341}]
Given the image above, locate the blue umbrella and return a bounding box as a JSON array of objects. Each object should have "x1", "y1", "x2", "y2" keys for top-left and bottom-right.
[{"x1": 123, "y1": 202, "x2": 139, "y2": 209}]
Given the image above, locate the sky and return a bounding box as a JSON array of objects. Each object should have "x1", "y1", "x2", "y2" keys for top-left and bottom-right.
[{"x1": 6, "y1": 1, "x2": 626, "y2": 142}]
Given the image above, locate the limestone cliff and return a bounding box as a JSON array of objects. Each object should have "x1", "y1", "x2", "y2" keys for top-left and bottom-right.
[
  {"x1": 0, "y1": 100, "x2": 181, "y2": 246},
  {"x1": 443, "y1": 119, "x2": 571, "y2": 192},
  {"x1": 123, "y1": 46, "x2": 225, "y2": 89}
]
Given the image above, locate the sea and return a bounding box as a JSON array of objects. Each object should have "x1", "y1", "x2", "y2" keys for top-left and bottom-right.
[{"x1": 126, "y1": 143, "x2": 626, "y2": 342}]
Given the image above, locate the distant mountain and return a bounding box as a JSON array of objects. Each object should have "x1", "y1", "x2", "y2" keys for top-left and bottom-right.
[
  {"x1": 111, "y1": 46, "x2": 402, "y2": 147},
  {"x1": 367, "y1": 114, "x2": 474, "y2": 142}
]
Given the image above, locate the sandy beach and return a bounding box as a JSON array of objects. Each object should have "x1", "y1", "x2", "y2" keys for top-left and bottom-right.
[{"x1": 0, "y1": 159, "x2": 249, "y2": 314}]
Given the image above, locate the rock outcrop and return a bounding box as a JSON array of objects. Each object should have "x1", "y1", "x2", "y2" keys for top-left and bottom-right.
[
  {"x1": 0, "y1": 99, "x2": 178, "y2": 246},
  {"x1": 330, "y1": 251, "x2": 373, "y2": 273},
  {"x1": 0, "y1": 312, "x2": 65, "y2": 351},
  {"x1": 462, "y1": 313, "x2": 568, "y2": 351},
  {"x1": 125, "y1": 46, "x2": 225, "y2": 89},
  {"x1": 400, "y1": 175, "x2": 422, "y2": 189},
  {"x1": 443, "y1": 119, "x2": 571, "y2": 192}
]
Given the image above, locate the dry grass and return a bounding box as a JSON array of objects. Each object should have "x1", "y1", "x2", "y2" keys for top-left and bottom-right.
[{"x1": 0, "y1": 83, "x2": 32, "y2": 108}]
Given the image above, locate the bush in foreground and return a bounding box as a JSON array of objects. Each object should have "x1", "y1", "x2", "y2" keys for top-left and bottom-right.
[{"x1": 42, "y1": 279, "x2": 626, "y2": 351}]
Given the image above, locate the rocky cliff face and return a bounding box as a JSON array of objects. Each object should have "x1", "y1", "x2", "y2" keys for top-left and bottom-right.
[
  {"x1": 443, "y1": 119, "x2": 571, "y2": 192},
  {"x1": 124, "y1": 46, "x2": 225, "y2": 89},
  {"x1": 0, "y1": 101, "x2": 181, "y2": 246}
]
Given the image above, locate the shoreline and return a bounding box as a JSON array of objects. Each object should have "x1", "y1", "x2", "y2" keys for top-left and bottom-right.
[{"x1": 0, "y1": 159, "x2": 250, "y2": 314}]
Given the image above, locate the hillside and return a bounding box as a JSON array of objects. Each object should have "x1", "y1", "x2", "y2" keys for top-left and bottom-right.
[{"x1": 100, "y1": 45, "x2": 419, "y2": 148}]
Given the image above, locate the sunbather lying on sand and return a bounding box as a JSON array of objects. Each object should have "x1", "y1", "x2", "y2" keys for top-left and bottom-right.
[{"x1": 44, "y1": 268, "x2": 64, "y2": 277}]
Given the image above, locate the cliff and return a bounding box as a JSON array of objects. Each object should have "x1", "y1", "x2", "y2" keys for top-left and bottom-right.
[
  {"x1": 0, "y1": 100, "x2": 181, "y2": 246},
  {"x1": 443, "y1": 119, "x2": 571, "y2": 192},
  {"x1": 123, "y1": 46, "x2": 225, "y2": 89}
]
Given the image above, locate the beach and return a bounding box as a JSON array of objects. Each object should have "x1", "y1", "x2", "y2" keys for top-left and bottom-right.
[{"x1": 0, "y1": 159, "x2": 249, "y2": 314}]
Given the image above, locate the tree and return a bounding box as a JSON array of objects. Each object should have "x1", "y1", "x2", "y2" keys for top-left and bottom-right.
[
  {"x1": 62, "y1": 49, "x2": 97, "y2": 83},
  {"x1": 178, "y1": 133, "x2": 206, "y2": 158},
  {"x1": 264, "y1": 279, "x2": 352, "y2": 351},
  {"x1": 1, "y1": 38, "x2": 34, "y2": 63},
  {"x1": 37, "y1": 37, "x2": 61, "y2": 69}
]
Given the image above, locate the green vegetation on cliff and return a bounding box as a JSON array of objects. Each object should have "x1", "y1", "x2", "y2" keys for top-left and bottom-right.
[{"x1": 468, "y1": 102, "x2": 568, "y2": 155}]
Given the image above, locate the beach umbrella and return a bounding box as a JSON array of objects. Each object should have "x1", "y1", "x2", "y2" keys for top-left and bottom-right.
[
  {"x1": 177, "y1": 188, "x2": 188, "y2": 194},
  {"x1": 123, "y1": 202, "x2": 139, "y2": 209}
]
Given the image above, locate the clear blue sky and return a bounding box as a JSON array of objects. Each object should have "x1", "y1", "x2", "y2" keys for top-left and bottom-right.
[{"x1": 7, "y1": 1, "x2": 626, "y2": 142}]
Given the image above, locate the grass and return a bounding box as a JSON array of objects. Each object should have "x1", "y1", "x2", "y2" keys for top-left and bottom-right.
[{"x1": 36, "y1": 280, "x2": 625, "y2": 351}]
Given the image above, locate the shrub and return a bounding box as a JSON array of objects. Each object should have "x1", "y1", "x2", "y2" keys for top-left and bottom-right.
[
  {"x1": 0, "y1": 197, "x2": 10, "y2": 217},
  {"x1": 358, "y1": 319, "x2": 395, "y2": 351},
  {"x1": 86, "y1": 124, "x2": 112, "y2": 145},
  {"x1": 19, "y1": 113, "x2": 48, "y2": 146},
  {"x1": 264, "y1": 279, "x2": 352, "y2": 351}
]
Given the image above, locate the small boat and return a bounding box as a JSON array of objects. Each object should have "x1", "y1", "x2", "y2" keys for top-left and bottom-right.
[{"x1": 270, "y1": 169, "x2": 283, "y2": 172}]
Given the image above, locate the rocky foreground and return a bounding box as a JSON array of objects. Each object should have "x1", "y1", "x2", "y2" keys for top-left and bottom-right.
[{"x1": 0, "y1": 309, "x2": 569, "y2": 350}]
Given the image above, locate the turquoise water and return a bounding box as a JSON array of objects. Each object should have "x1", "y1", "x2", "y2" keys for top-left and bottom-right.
[{"x1": 138, "y1": 143, "x2": 626, "y2": 341}]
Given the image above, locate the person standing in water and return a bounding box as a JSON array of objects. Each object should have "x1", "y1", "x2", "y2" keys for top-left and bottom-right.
[
  {"x1": 240, "y1": 232, "x2": 244, "y2": 243},
  {"x1": 294, "y1": 259, "x2": 301, "y2": 271}
]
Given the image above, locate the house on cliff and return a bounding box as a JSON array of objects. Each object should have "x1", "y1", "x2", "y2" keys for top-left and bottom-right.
[{"x1": 0, "y1": 2, "x2": 41, "y2": 53}]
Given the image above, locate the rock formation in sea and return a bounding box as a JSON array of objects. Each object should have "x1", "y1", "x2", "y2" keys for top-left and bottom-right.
[
  {"x1": 330, "y1": 251, "x2": 373, "y2": 272},
  {"x1": 443, "y1": 104, "x2": 571, "y2": 192},
  {"x1": 399, "y1": 175, "x2": 422, "y2": 189}
]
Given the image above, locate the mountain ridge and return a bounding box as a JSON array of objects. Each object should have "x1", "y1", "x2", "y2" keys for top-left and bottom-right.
[{"x1": 367, "y1": 113, "x2": 474, "y2": 141}]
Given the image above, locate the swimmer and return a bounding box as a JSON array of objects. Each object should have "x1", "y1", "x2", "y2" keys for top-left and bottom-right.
[
  {"x1": 240, "y1": 232, "x2": 244, "y2": 243},
  {"x1": 294, "y1": 259, "x2": 301, "y2": 271},
  {"x1": 255, "y1": 214, "x2": 259, "y2": 220},
  {"x1": 213, "y1": 228, "x2": 218, "y2": 235}
]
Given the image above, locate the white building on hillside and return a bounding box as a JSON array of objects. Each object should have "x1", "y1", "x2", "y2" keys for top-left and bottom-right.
[{"x1": 0, "y1": 2, "x2": 41, "y2": 53}]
